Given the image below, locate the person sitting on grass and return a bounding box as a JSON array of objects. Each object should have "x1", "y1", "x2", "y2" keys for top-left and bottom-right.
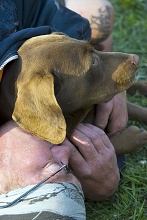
[{"x1": 0, "y1": 0, "x2": 127, "y2": 219}]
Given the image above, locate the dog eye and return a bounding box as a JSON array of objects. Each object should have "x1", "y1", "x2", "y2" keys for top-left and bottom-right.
[{"x1": 92, "y1": 54, "x2": 98, "y2": 66}]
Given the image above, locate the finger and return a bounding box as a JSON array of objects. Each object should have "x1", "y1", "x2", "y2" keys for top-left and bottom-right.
[
  {"x1": 85, "y1": 123, "x2": 114, "y2": 150},
  {"x1": 61, "y1": 139, "x2": 89, "y2": 175},
  {"x1": 106, "y1": 92, "x2": 128, "y2": 136},
  {"x1": 70, "y1": 127, "x2": 97, "y2": 156},
  {"x1": 94, "y1": 102, "x2": 112, "y2": 130},
  {"x1": 105, "y1": 110, "x2": 128, "y2": 137},
  {"x1": 70, "y1": 124, "x2": 106, "y2": 160},
  {"x1": 76, "y1": 123, "x2": 113, "y2": 151},
  {"x1": 62, "y1": 139, "x2": 87, "y2": 167}
]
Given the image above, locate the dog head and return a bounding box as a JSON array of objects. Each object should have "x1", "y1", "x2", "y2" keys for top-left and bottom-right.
[{"x1": 12, "y1": 33, "x2": 138, "y2": 143}]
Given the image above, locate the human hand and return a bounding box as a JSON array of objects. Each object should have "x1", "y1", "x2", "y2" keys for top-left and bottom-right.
[
  {"x1": 0, "y1": 121, "x2": 80, "y2": 194},
  {"x1": 66, "y1": 123, "x2": 120, "y2": 201},
  {"x1": 94, "y1": 92, "x2": 128, "y2": 136}
]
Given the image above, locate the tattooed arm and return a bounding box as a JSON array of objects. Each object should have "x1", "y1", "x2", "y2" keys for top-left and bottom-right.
[{"x1": 64, "y1": 0, "x2": 114, "y2": 51}]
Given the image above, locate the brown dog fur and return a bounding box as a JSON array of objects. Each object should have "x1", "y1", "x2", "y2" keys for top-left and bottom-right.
[{"x1": 0, "y1": 33, "x2": 147, "y2": 154}]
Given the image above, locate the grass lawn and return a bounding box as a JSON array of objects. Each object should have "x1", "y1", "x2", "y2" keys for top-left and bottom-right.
[{"x1": 86, "y1": 0, "x2": 147, "y2": 219}]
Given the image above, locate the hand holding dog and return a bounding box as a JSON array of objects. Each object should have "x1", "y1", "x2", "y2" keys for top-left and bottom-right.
[
  {"x1": 66, "y1": 123, "x2": 120, "y2": 201},
  {"x1": 94, "y1": 92, "x2": 128, "y2": 136},
  {"x1": 0, "y1": 121, "x2": 120, "y2": 202}
]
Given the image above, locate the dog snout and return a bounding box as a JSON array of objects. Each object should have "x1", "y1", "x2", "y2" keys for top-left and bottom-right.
[{"x1": 112, "y1": 53, "x2": 139, "y2": 88}]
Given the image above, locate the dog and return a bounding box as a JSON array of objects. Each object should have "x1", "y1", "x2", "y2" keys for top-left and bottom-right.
[{"x1": 0, "y1": 33, "x2": 147, "y2": 154}]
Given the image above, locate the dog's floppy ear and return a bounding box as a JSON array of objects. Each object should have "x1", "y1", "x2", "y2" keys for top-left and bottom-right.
[{"x1": 12, "y1": 71, "x2": 66, "y2": 144}]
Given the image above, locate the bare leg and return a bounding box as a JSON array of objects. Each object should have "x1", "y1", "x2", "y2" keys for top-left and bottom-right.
[
  {"x1": 127, "y1": 101, "x2": 147, "y2": 125},
  {"x1": 127, "y1": 80, "x2": 147, "y2": 96}
]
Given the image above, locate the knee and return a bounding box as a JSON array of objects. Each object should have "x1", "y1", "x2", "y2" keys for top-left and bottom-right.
[
  {"x1": 65, "y1": 0, "x2": 114, "y2": 41},
  {"x1": 65, "y1": 0, "x2": 114, "y2": 51},
  {"x1": 90, "y1": 0, "x2": 115, "y2": 41}
]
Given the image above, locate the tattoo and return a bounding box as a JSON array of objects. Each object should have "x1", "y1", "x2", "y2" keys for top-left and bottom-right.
[{"x1": 90, "y1": 6, "x2": 112, "y2": 40}]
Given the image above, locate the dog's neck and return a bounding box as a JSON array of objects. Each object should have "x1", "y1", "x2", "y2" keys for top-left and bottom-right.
[{"x1": 0, "y1": 59, "x2": 21, "y2": 125}]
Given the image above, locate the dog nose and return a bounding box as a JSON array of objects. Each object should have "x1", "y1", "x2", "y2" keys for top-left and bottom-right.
[
  {"x1": 131, "y1": 54, "x2": 139, "y2": 66},
  {"x1": 112, "y1": 53, "x2": 139, "y2": 86}
]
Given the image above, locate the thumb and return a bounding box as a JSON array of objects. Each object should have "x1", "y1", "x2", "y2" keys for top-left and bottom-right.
[{"x1": 94, "y1": 102, "x2": 112, "y2": 129}]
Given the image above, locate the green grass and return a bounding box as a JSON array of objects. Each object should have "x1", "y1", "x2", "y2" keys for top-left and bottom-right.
[{"x1": 86, "y1": 0, "x2": 147, "y2": 219}]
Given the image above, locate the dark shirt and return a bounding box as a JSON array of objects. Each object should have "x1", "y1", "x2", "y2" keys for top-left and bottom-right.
[{"x1": 0, "y1": 0, "x2": 91, "y2": 69}]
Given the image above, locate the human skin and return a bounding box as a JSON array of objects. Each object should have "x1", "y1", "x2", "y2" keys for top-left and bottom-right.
[
  {"x1": 67, "y1": 123, "x2": 120, "y2": 201},
  {"x1": 0, "y1": 121, "x2": 120, "y2": 201},
  {"x1": 95, "y1": 92, "x2": 128, "y2": 136},
  {"x1": 0, "y1": 121, "x2": 80, "y2": 194},
  {"x1": 65, "y1": 0, "x2": 114, "y2": 51},
  {"x1": 0, "y1": 0, "x2": 128, "y2": 203}
]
